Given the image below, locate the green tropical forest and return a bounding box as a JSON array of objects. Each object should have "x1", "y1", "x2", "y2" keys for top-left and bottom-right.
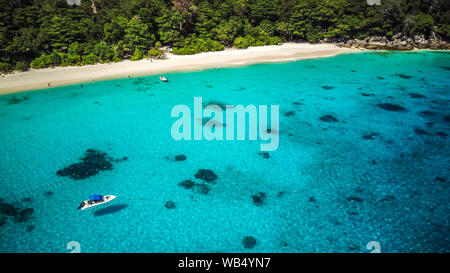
[{"x1": 0, "y1": 0, "x2": 449, "y2": 73}]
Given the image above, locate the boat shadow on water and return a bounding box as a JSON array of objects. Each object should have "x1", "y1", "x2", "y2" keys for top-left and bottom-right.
[{"x1": 93, "y1": 204, "x2": 128, "y2": 217}]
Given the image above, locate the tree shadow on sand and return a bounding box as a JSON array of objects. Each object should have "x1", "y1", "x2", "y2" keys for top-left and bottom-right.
[{"x1": 93, "y1": 204, "x2": 128, "y2": 217}]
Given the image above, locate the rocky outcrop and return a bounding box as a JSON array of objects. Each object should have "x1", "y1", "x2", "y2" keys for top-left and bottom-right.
[{"x1": 334, "y1": 33, "x2": 450, "y2": 51}]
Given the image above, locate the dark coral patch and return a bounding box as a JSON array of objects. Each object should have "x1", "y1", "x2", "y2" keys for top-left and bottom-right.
[
  {"x1": 164, "y1": 201, "x2": 176, "y2": 209},
  {"x1": 444, "y1": 115, "x2": 450, "y2": 123},
  {"x1": 361, "y1": 93, "x2": 374, "y2": 97},
  {"x1": 194, "y1": 169, "x2": 218, "y2": 183},
  {"x1": 5, "y1": 96, "x2": 30, "y2": 105},
  {"x1": 396, "y1": 73, "x2": 412, "y2": 79},
  {"x1": 347, "y1": 196, "x2": 363, "y2": 203},
  {"x1": 114, "y1": 156, "x2": 128, "y2": 163},
  {"x1": 15, "y1": 208, "x2": 34, "y2": 223},
  {"x1": 347, "y1": 245, "x2": 360, "y2": 251},
  {"x1": 377, "y1": 76, "x2": 385, "y2": 80},
  {"x1": 435, "y1": 177, "x2": 446, "y2": 182},
  {"x1": 319, "y1": 115, "x2": 339, "y2": 123},
  {"x1": 380, "y1": 195, "x2": 395, "y2": 202},
  {"x1": 284, "y1": 111, "x2": 295, "y2": 117},
  {"x1": 409, "y1": 93, "x2": 425, "y2": 99},
  {"x1": 377, "y1": 103, "x2": 407, "y2": 112},
  {"x1": 0, "y1": 199, "x2": 34, "y2": 224},
  {"x1": 322, "y1": 86, "x2": 335, "y2": 90},
  {"x1": 252, "y1": 192, "x2": 267, "y2": 206},
  {"x1": 233, "y1": 87, "x2": 246, "y2": 91},
  {"x1": 414, "y1": 127, "x2": 429, "y2": 135},
  {"x1": 259, "y1": 152, "x2": 270, "y2": 159},
  {"x1": 26, "y1": 225, "x2": 35, "y2": 232},
  {"x1": 56, "y1": 149, "x2": 115, "y2": 180},
  {"x1": 430, "y1": 99, "x2": 446, "y2": 105},
  {"x1": 0, "y1": 200, "x2": 18, "y2": 217},
  {"x1": 174, "y1": 154, "x2": 187, "y2": 161},
  {"x1": 419, "y1": 110, "x2": 437, "y2": 117},
  {"x1": 179, "y1": 180, "x2": 195, "y2": 189},
  {"x1": 242, "y1": 236, "x2": 257, "y2": 249},
  {"x1": 436, "y1": 131, "x2": 448, "y2": 137},
  {"x1": 44, "y1": 191, "x2": 53, "y2": 197},
  {"x1": 132, "y1": 77, "x2": 147, "y2": 85},
  {"x1": 362, "y1": 132, "x2": 380, "y2": 140},
  {"x1": 179, "y1": 180, "x2": 210, "y2": 195}
]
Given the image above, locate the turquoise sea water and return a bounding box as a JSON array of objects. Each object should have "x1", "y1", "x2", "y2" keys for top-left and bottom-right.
[{"x1": 0, "y1": 51, "x2": 449, "y2": 253}]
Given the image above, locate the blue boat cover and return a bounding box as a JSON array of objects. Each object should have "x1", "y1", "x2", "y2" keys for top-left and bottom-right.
[{"x1": 89, "y1": 194, "x2": 103, "y2": 201}]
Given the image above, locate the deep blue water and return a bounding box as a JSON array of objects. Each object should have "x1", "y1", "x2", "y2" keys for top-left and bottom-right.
[{"x1": 0, "y1": 51, "x2": 449, "y2": 253}]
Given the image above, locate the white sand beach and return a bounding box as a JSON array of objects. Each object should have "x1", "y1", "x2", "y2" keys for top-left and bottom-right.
[{"x1": 0, "y1": 43, "x2": 361, "y2": 95}]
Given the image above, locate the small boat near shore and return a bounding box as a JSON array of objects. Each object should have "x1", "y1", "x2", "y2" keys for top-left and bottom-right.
[
  {"x1": 78, "y1": 195, "x2": 117, "y2": 210},
  {"x1": 160, "y1": 76, "x2": 168, "y2": 82}
]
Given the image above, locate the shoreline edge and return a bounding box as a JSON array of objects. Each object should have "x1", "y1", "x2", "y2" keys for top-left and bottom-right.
[{"x1": 0, "y1": 43, "x2": 362, "y2": 95}]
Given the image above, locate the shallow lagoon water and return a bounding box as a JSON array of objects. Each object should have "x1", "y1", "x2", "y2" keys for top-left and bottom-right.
[{"x1": 0, "y1": 51, "x2": 449, "y2": 253}]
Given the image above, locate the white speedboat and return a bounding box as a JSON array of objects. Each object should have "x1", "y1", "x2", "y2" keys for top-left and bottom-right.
[
  {"x1": 160, "y1": 76, "x2": 168, "y2": 82},
  {"x1": 78, "y1": 195, "x2": 117, "y2": 210}
]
